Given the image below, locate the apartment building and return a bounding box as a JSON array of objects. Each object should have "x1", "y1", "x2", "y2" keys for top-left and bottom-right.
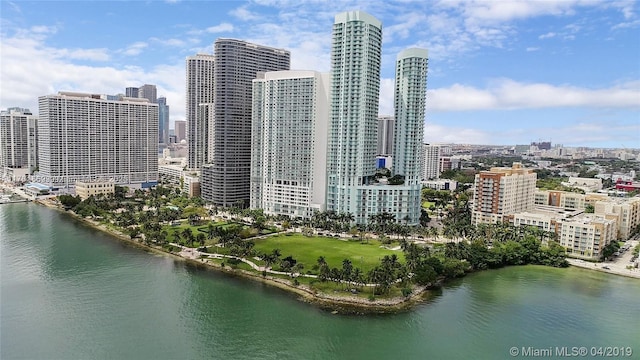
[
  {"x1": 186, "y1": 54, "x2": 215, "y2": 170},
  {"x1": 595, "y1": 197, "x2": 640, "y2": 240},
  {"x1": 422, "y1": 144, "x2": 440, "y2": 180},
  {"x1": 559, "y1": 215, "x2": 616, "y2": 260},
  {"x1": 250, "y1": 70, "x2": 330, "y2": 219},
  {"x1": 0, "y1": 107, "x2": 38, "y2": 180},
  {"x1": 471, "y1": 163, "x2": 537, "y2": 225},
  {"x1": 203, "y1": 39, "x2": 291, "y2": 207},
  {"x1": 37, "y1": 91, "x2": 158, "y2": 187}
]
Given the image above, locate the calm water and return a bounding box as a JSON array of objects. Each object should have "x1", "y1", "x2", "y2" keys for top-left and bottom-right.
[{"x1": 2, "y1": 203, "x2": 639, "y2": 360}]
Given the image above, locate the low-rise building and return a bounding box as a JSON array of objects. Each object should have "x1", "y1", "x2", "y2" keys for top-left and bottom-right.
[
  {"x1": 75, "y1": 181, "x2": 115, "y2": 200},
  {"x1": 422, "y1": 179, "x2": 458, "y2": 191},
  {"x1": 595, "y1": 197, "x2": 640, "y2": 240},
  {"x1": 558, "y1": 215, "x2": 616, "y2": 260}
]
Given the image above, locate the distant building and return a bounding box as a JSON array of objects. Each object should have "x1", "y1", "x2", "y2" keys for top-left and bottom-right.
[
  {"x1": 534, "y1": 189, "x2": 608, "y2": 210},
  {"x1": 138, "y1": 84, "x2": 157, "y2": 104},
  {"x1": 37, "y1": 91, "x2": 158, "y2": 188},
  {"x1": 158, "y1": 97, "x2": 169, "y2": 144},
  {"x1": 125, "y1": 87, "x2": 139, "y2": 98},
  {"x1": 422, "y1": 144, "x2": 440, "y2": 180},
  {"x1": 0, "y1": 107, "x2": 38, "y2": 180},
  {"x1": 471, "y1": 163, "x2": 537, "y2": 225},
  {"x1": 174, "y1": 120, "x2": 186, "y2": 142},
  {"x1": 531, "y1": 141, "x2": 551, "y2": 150},
  {"x1": 615, "y1": 179, "x2": 640, "y2": 192},
  {"x1": 186, "y1": 54, "x2": 215, "y2": 170},
  {"x1": 377, "y1": 116, "x2": 394, "y2": 156},
  {"x1": 422, "y1": 179, "x2": 457, "y2": 191},
  {"x1": 250, "y1": 70, "x2": 330, "y2": 219}
]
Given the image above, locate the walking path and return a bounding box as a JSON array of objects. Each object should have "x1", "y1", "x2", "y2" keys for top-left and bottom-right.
[{"x1": 567, "y1": 241, "x2": 640, "y2": 279}]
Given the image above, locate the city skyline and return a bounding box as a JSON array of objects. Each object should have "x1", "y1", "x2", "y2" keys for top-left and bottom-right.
[{"x1": 1, "y1": 0, "x2": 639, "y2": 148}]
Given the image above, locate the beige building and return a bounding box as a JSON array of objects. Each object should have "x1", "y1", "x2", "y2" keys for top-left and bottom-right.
[
  {"x1": 75, "y1": 181, "x2": 115, "y2": 200},
  {"x1": 558, "y1": 215, "x2": 616, "y2": 260},
  {"x1": 471, "y1": 163, "x2": 537, "y2": 225},
  {"x1": 595, "y1": 197, "x2": 640, "y2": 240},
  {"x1": 534, "y1": 190, "x2": 609, "y2": 210}
]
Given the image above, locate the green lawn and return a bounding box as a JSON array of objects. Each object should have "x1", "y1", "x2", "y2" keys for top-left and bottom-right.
[
  {"x1": 253, "y1": 234, "x2": 403, "y2": 273},
  {"x1": 422, "y1": 201, "x2": 435, "y2": 209}
]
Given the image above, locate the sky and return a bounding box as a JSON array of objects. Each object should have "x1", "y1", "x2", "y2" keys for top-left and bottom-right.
[{"x1": 1, "y1": 0, "x2": 639, "y2": 148}]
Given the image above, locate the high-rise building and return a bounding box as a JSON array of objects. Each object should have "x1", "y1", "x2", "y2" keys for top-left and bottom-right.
[
  {"x1": 158, "y1": 97, "x2": 169, "y2": 144},
  {"x1": 326, "y1": 11, "x2": 427, "y2": 225},
  {"x1": 186, "y1": 54, "x2": 215, "y2": 169},
  {"x1": 422, "y1": 144, "x2": 440, "y2": 180},
  {"x1": 389, "y1": 48, "x2": 429, "y2": 223},
  {"x1": 392, "y1": 48, "x2": 428, "y2": 183},
  {"x1": 204, "y1": 39, "x2": 290, "y2": 207},
  {"x1": 0, "y1": 107, "x2": 38, "y2": 179},
  {"x1": 471, "y1": 163, "x2": 537, "y2": 225},
  {"x1": 125, "y1": 87, "x2": 139, "y2": 98},
  {"x1": 326, "y1": 11, "x2": 383, "y2": 223},
  {"x1": 249, "y1": 70, "x2": 330, "y2": 218},
  {"x1": 138, "y1": 84, "x2": 157, "y2": 104},
  {"x1": 377, "y1": 116, "x2": 394, "y2": 156},
  {"x1": 174, "y1": 120, "x2": 186, "y2": 142},
  {"x1": 37, "y1": 91, "x2": 158, "y2": 187}
]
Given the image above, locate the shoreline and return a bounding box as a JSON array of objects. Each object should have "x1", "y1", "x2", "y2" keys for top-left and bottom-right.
[
  {"x1": 25, "y1": 196, "x2": 637, "y2": 314},
  {"x1": 34, "y1": 198, "x2": 430, "y2": 314},
  {"x1": 567, "y1": 258, "x2": 640, "y2": 279}
]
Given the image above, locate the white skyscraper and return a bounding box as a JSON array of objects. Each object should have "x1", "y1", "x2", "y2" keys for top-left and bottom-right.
[
  {"x1": 37, "y1": 92, "x2": 158, "y2": 187},
  {"x1": 250, "y1": 71, "x2": 330, "y2": 218},
  {"x1": 390, "y1": 48, "x2": 429, "y2": 223},
  {"x1": 326, "y1": 11, "x2": 427, "y2": 225},
  {"x1": 326, "y1": 11, "x2": 382, "y2": 223},
  {"x1": 0, "y1": 107, "x2": 38, "y2": 180},
  {"x1": 422, "y1": 144, "x2": 441, "y2": 180},
  {"x1": 186, "y1": 54, "x2": 215, "y2": 170}
]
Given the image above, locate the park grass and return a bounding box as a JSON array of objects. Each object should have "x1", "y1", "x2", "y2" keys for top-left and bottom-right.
[
  {"x1": 421, "y1": 200, "x2": 435, "y2": 209},
  {"x1": 253, "y1": 234, "x2": 404, "y2": 273}
]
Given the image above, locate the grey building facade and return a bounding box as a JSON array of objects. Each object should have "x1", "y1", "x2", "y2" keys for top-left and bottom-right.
[{"x1": 202, "y1": 39, "x2": 290, "y2": 207}]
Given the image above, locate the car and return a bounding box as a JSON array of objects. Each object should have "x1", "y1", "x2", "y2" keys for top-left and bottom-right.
[
  {"x1": 602, "y1": 266, "x2": 611, "y2": 270},
  {"x1": 614, "y1": 252, "x2": 620, "y2": 256}
]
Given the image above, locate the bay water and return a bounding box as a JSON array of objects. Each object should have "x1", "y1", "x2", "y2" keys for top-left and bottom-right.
[{"x1": 2, "y1": 203, "x2": 639, "y2": 359}]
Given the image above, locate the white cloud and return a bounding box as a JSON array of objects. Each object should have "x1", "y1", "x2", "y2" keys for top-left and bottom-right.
[
  {"x1": 526, "y1": 47, "x2": 540, "y2": 51},
  {"x1": 121, "y1": 41, "x2": 148, "y2": 56},
  {"x1": 539, "y1": 32, "x2": 556, "y2": 39},
  {"x1": 0, "y1": 31, "x2": 186, "y2": 122},
  {"x1": 612, "y1": 19, "x2": 640, "y2": 30},
  {"x1": 205, "y1": 23, "x2": 234, "y2": 33},
  {"x1": 424, "y1": 123, "x2": 491, "y2": 144},
  {"x1": 229, "y1": 5, "x2": 261, "y2": 21},
  {"x1": 428, "y1": 79, "x2": 640, "y2": 111}
]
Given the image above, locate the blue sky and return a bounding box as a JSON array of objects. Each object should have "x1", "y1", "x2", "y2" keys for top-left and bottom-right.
[{"x1": 1, "y1": 0, "x2": 639, "y2": 148}]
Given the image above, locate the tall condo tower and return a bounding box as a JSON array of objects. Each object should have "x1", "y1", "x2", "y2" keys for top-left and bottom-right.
[
  {"x1": 391, "y1": 48, "x2": 429, "y2": 223},
  {"x1": 158, "y1": 97, "x2": 169, "y2": 144},
  {"x1": 249, "y1": 71, "x2": 330, "y2": 219},
  {"x1": 0, "y1": 107, "x2": 38, "y2": 178},
  {"x1": 37, "y1": 91, "x2": 158, "y2": 187},
  {"x1": 186, "y1": 54, "x2": 215, "y2": 169},
  {"x1": 326, "y1": 11, "x2": 382, "y2": 222},
  {"x1": 202, "y1": 39, "x2": 290, "y2": 207}
]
